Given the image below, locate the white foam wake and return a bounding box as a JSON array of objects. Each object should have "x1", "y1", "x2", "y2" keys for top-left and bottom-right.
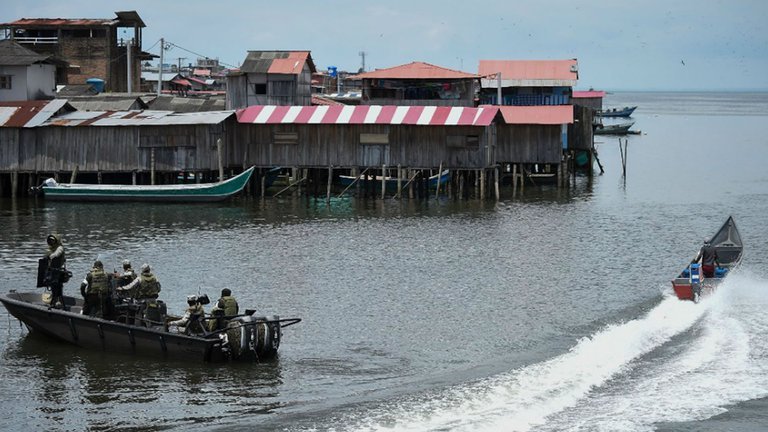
[{"x1": 338, "y1": 272, "x2": 768, "y2": 432}]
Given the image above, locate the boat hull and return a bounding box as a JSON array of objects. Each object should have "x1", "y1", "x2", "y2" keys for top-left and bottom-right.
[
  {"x1": 598, "y1": 106, "x2": 637, "y2": 118},
  {"x1": 671, "y1": 216, "x2": 742, "y2": 301},
  {"x1": 41, "y1": 167, "x2": 255, "y2": 202},
  {"x1": 0, "y1": 291, "x2": 285, "y2": 362}
]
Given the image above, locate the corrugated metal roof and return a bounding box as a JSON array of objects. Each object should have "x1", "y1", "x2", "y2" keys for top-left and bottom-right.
[
  {"x1": 2, "y1": 18, "x2": 117, "y2": 27},
  {"x1": 240, "y1": 51, "x2": 316, "y2": 74},
  {"x1": 352, "y1": 62, "x2": 477, "y2": 80},
  {"x1": 0, "y1": 99, "x2": 73, "y2": 127},
  {"x1": 572, "y1": 90, "x2": 605, "y2": 98},
  {"x1": 479, "y1": 60, "x2": 578, "y2": 87},
  {"x1": 0, "y1": 39, "x2": 52, "y2": 66},
  {"x1": 236, "y1": 105, "x2": 497, "y2": 126},
  {"x1": 39, "y1": 109, "x2": 234, "y2": 126},
  {"x1": 498, "y1": 105, "x2": 573, "y2": 125}
]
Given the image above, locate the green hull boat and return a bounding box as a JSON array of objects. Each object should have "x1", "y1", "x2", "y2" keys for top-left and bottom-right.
[{"x1": 41, "y1": 166, "x2": 255, "y2": 202}]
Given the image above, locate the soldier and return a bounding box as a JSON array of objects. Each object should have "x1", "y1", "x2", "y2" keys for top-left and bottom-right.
[
  {"x1": 118, "y1": 263, "x2": 161, "y2": 300},
  {"x1": 114, "y1": 259, "x2": 137, "y2": 289},
  {"x1": 170, "y1": 295, "x2": 206, "y2": 334},
  {"x1": 80, "y1": 260, "x2": 111, "y2": 318},
  {"x1": 43, "y1": 234, "x2": 68, "y2": 310},
  {"x1": 208, "y1": 288, "x2": 239, "y2": 331}
]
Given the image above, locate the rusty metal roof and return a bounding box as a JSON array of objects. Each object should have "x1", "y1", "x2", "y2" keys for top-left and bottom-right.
[
  {"x1": 352, "y1": 62, "x2": 477, "y2": 80},
  {"x1": 0, "y1": 99, "x2": 74, "y2": 127},
  {"x1": 240, "y1": 51, "x2": 316, "y2": 75},
  {"x1": 479, "y1": 60, "x2": 578, "y2": 87},
  {"x1": 1, "y1": 11, "x2": 145, "y2": 28},
  {"x1": 498, "y1": 105, "x2": 573, "y2": 125}
]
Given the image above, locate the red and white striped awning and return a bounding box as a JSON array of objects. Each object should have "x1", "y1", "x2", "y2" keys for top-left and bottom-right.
[{"x1": 236, "y1": 105, "x2": 499, "y2": 126}]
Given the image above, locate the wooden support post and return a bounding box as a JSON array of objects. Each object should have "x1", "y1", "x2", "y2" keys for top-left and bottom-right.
[
  {"x1": 480, "y1": 169, "x2": 486, "y2": 199},
  {"x1": 435, "y1": 162, "x2": 443, "y2": 199},
  {"x1": 512, "y1": 164, "x2": 518, "y2": 193},
  {"x1": 494, "y1": 167, "x2": 500, "y2": 200},
  {"x1": 260, "y1": 170, "x2": 266, "y2": 198},
  {"x1": 397, "y1": 164, "x2": 402, "y2": 198},
  {"x1": 381, "y1": 164, "x2": 386, "y2": 199},
  {"x1": 132, "y1": 171, "x2": 137, "y2": 185},
  {"x1": 408, "y1": 169, "x2": 414, "y2": 199},
  {"x1": 217, "y1": 138, "x2": 224, "y2": 182},
  {"x1": 458, "y1": 171, "x2": 464, "y2": 199},
  {"x1": 150, "y1": 148, "x2": 156, "y2": 185},
  {"x1": 70, "y1": 165, "x2": 79, "y2": 184},
  {"x1": 520, "y1": 164, "x2": 525, "y2": 193},
  {"x1": 326, "y1": 165, "x2": 333, "y2": 202},
  {"x1": 97, "y1": 171, "x2": 102, "y2": 184},
  {"x1": 10, "y1": 171, "x2": 18, "y2": 198}
]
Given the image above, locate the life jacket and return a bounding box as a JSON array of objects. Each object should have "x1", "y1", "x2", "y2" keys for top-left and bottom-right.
[
  {"x1": 88, "y1": 268, "x2": 109, "y2": 294},
  {"x1": 137, "y1": 273, "x2": 161, "y2": 298},
  {"x1": 219, "y1": 296, "x2": 239, "y2": 316}
]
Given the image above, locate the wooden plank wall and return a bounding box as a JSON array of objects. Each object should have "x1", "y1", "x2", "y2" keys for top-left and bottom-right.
[
  {"x1": 234, "y1": 124, "x2": 491, "y2": 169},
  {"x1": 495, "y1": 124, "x2": 562, "y2": 164}
]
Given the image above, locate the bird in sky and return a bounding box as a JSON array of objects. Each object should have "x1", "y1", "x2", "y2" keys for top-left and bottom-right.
[{"x1": 681, "y1": 59, "x2": 686, "y2": 66}]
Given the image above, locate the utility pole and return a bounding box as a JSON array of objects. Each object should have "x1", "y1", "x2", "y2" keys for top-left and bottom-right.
[
  {"x1": 126, "y1": 38, "x2": 132, "y2": 95},
  {"x1": 178, "y1": 57, "x2": 186, "y2": 74},
  {"x1": 497, "y1": 72, "x2": 502, "y2": 105},
  {"x1": 157, "y1": 37, "x2": 164, "y2": 98},
  {"x1": 359, "y1": 51, "x2": 366, "y2": 72}
]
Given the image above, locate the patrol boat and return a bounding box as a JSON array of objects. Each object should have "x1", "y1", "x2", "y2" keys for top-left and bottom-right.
[{"x1": 0, "y1": 290, "x2": 301, "y2": 362}]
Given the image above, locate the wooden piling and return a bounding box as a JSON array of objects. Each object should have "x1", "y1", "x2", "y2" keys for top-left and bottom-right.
[
  {"x1": 494, "y1": 167, "x2": 500, "y2": 200},
  {"x1": 480, "y1": 169, "x2": 486, "y2": 199},
  {"x1": 326, "y1": 165, "x2": 333, "y2": 202},
  {"x1": 381, "y1": 164, "x2": 386, "y2": 199}
]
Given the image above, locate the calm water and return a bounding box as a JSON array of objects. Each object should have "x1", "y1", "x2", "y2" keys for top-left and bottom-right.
[{"x1": 1, "y1": 92, "x2": 767, "y2": 431}]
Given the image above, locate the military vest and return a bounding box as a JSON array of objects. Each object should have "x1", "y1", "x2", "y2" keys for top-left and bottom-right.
[
  {"x1": 137, "y1": 273, "x2": 161, "y2": 298},
  {"x1": 219, "y1": 296, "x2": 239, "y2": 316},
  {"x1": 88, "y1": 268, "x2": 108, "y2": 294}
]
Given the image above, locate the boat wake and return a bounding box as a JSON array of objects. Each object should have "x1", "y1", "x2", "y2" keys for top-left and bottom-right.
[{"x1": 331, "y1": 271, "x2": 768, "y2": 432}]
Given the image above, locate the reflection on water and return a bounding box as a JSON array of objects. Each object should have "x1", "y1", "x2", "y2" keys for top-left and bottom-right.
[{"x1": 0, "y1": 92, "x2": 767, "y2": 431}]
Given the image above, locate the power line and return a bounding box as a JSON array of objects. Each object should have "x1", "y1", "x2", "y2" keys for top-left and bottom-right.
[{"x1": 163, "y1": 40, "x2": 238, "y2": 69}]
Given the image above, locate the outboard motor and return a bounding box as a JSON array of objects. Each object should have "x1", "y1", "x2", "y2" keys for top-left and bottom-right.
[{"x1": 689, "y1": 263, "x2": 702, "y2": 302}]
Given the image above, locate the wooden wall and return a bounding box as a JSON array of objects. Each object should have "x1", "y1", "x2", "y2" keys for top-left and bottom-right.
[
  {"x1": 233, "y1": 124, "x2": 491, "y2": 169},
  {"x1": 495, "y1": 124, "x2": 562, "y2": 164}
]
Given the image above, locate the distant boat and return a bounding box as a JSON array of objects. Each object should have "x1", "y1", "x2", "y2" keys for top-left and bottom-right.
[
  {"x1": 339, "y1": 169, "x2": 450, "y2": 189},
  {"x1": 671, "y1": 216, "x2": 743, "y2": 302},
  {"x1": 598, "y1": 106, "x2": 637, "y2": 117},
  {"x1": 594, "y1": 121, "x2": 635, "y2": 135},
  {"x1": 39, "y1": 166, "x2": 255, "y2": 202}
]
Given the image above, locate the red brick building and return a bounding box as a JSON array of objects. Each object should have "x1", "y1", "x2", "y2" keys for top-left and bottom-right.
[{"x1": 0, "y1": 11, "x2": 151, "y2": 92}]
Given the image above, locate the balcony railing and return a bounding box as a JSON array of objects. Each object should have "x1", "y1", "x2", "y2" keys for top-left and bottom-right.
[
  {"x1": 12, "y1": 36, "x2": 58, "y2": 44},
  {"x1": 480, "y1": 94, "x2": 571, "y2": 106}
]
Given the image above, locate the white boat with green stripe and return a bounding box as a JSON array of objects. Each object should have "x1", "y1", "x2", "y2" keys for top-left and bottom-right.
[{"x1": 40, "y1": 166, "x2": 255, "y2": 202}]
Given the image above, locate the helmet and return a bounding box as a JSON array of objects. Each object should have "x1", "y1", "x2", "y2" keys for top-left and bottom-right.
[
  {"x1": 187, "y1": 295, "x2": 198, "y2": 305},
  {"x1": 122, "y1": 259, "x2": 131, "y2": 268},
  {"x1": 703, "y1": 237, "x2": 711, "y2": 245},
  {"x1": 221, "y1": 288, "x2": 232, "y2": 297},
  {"x1": 141, "y1": 263, "x2": 150, "y2": 274},
  {"x1": 93, "y1": 260, "x2": 103, "y2": 268},
  {"x1": 46, "y1": 234, "x2": 56, "y2": 246}
]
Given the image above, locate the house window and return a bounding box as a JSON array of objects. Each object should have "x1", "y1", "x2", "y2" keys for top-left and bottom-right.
[
  {"x1": 447, "y1": 135, "x2": 479, "y2": 149},
  {"x1": 273, "y1": 132, "x2": 298, "y2": 145},
  {"x1": 0, "y1": 75, "x2": 11, "y2": 89},
  {"x1": 254, "y1": 83, "x2": 267, "y2": 94}
]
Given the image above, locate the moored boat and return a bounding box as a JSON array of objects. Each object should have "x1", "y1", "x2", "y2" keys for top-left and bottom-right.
[
  {"x1": 594, "y1": 121, "x2": 635, "y2": 135},
  {"x1": 339, "y1": 169, "x2": 450, "y2": 190},
  {"x1": 38, "y1": 166, "x2": 255, "y2": 202},
  {"x1": 0, "y1": 290, "x2": 300, "y2": 362},
  {"x1": 598, "y1": 106, "x2": 637, "y2": 118},
  {"x1": 671, "y1": 216, "x2": 743, "y2": 302}
]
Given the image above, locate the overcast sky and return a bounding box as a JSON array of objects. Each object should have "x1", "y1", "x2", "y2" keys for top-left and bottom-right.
[{"x1": 2, "y1": 0, "x2": 766, "y2": 91}]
